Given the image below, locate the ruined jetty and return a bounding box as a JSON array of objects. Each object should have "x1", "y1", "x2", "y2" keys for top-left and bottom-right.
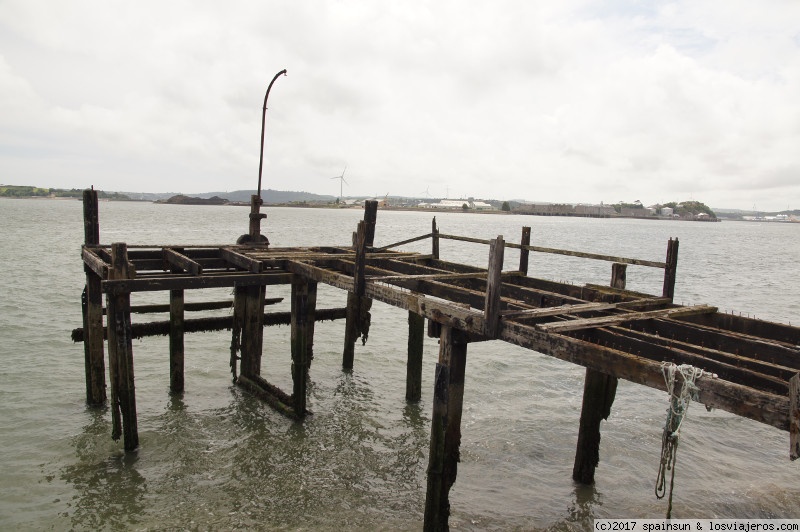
[{"x1": 75, "y1": 188, "x2": 800, "y2": 530}]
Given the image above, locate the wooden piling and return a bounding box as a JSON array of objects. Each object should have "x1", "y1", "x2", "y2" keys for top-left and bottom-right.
[
  {"x1": 790, "y1": 373, "x2": 800, "y2": 460},
  {"x1": 483, "y1": 235, "x2": 504, "y2": 338},
  {"x1": 106, "y1": 242, "x2": 138, "y2": 451},
  {"x1": 662, "y1": 238, "x2": 679, "y2": 302},
  {"x1": 82, "y1": 188, "x2": 106, "y2": 405},
  {"x1": 169, "y1": 282, "x2": 185, "y2": 393},
  {"x1": 406, "y1": 311, "x2": 425, "y2": 402},
  {"x1": 291, "y1": 277, "x2": 317, "y2": 417},
  {"x1": 572, "y1": 263, "x2": 625, "y2": 483},
  {"x1": 424, "y1": 325, "x2": 468, "y2": 531},
  {"x1": 432, "y1": 217, "x2": 440, "y2": 260},
  {"x1": 519, "y1": 226, "x2": 531, "y2": 276},
  {"x1": 343, "y1": 204, "x2": 377, "y2": 369},
  {"x1": 236, "y1": 285, "x2": 266, "y2": 378}
]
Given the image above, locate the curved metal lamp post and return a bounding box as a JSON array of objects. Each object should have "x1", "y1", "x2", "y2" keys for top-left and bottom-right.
[{"x1": 239, "y1": 68, "x2": 287, "y2": 245}]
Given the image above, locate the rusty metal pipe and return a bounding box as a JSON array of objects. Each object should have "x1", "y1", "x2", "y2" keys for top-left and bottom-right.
[{"x1": 257, "y1": 69, "x2": 287, "y2": 199}]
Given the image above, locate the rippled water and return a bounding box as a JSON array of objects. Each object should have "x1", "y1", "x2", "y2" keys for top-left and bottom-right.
[{"x1": 0, "y1": 198, "x2": 798, "y2": 530}]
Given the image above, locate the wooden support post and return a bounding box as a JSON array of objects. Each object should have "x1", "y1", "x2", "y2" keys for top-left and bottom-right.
[
  {"x1": 106, "y1": 242, "x2": 138, "y2": 451},
  {"x1": 424, "y1": 326, "x2": 468, "y2": 531},
  {"x1": 572, "y1": 263, "x2": 624, "y2": 483},
  {"x1": 169, "y1": 282, "x2": 185, "y2": 394},
  {"x1": 519, "y1": 226, "x2": 531, "y2": 276},
  {"x1": 406, "y1": 311, "x2": 425, "y2": 402},
  {"x1": 790, "y1": 373, "x2": 800, "y2": 461},
  {"x1": 291, "y1": 277, "x2": 317, "y2": 417},
  {"x1": 236, "y1": 285, "x2": 266, "y2": 378},
  {"x1": 662, "y1": 237, "x2": 679, "y2": 302},
  {"x1": 363, "y1": 199, "x2": 378, "y2": 247},
  {"x1": 610, "y1": 262, "x2": 627, "y2": 290},
  {"x1": 82, "y1": 188, "x2": 106, "y2": 405},
  {"x1": 343, "y1": 219, "x2": 372, "y2": 369},
  {"x1": 431, "y1": 217, "x2": 440, "y2": 260},
  {"x1": 483, "y1": 235, "x2": 504, "y2": 338}
]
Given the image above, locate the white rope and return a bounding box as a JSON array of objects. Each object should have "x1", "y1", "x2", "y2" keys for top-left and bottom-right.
[{"x1": 655, "y1": 362, "x2": 707, "y2": 518}]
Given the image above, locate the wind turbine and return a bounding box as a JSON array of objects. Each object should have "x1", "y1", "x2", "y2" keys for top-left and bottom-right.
[{"x1": 331, "y1": 165, "x2": 348, "y2": 203}]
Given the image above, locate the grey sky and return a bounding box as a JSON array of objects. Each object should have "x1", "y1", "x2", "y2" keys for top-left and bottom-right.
[{"x1": 1, "y1": 0, "x2": 799, "y2": 210}]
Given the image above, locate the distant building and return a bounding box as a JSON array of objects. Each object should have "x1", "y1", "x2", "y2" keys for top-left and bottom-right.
[{"x1": 661, "y1": 207, "x2": 674, "y2": 216}]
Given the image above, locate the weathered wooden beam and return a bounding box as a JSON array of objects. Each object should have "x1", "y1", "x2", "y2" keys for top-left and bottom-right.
[
  {"x1": 83, "y1": 188, "x2": 100, "y2": 245},
  {"x1": 484, "y1": 235, "x2": 504, "y2": 337},
  {"x1": 343, "y1": 220, "x2": 370, "y2": 369},
  {"x1": 106, "y1": 242, "x2": 138, "y2": 451},
  {"x1": 291, "y1": 277, "x2": 317, "y2": 417},
  {"x1": 573, "y1": 263, "x2": 625, "y2": 484},
  {"x1": 519, "y1": 226, "x2": 531, "y2": 276},
  {"x1": 169, "y1": 278, "x2": 185, "y2": 394},
  {"x1": 573, "y1": 368, "x2": 617, "y2": 484},
  {"x1": 237, "y1": 285, "x2": 266, "y2": 378},
  {"x1": 676, "y1": 312, "x2": 800, "y2": 347},
  {"x1": 424, "y1": 326, "x2": 468, "y2": 531},
  {"x1": 662, "y1": 238, "x2": 679, "y2": 301},
  {"x1": 363, "y1": 199, "x2": 378, "y2": 247},
  {"x1": 502, "y1": 302, "x2": 617, "y2": 319},
  {"x1": 501, "y1": 320, "x2": 791, "y2": 430},
  {"x1": 536, "y1": 305, "x2": 718, "y2": 333},
  {"x1": 71, "y1": 307, "x2": 348, "y2": 341},
  {"x1": 438, "y1": 233, "x2": 667, "y2": 269},
  {"x1": 220, "y1": 247, "x2": 263, "y2": 273},
  {"x1": 82, "y1": 247, "x2": 109, "y2": 278},
  {"x1": 126, "y1": 297, "x2": 282, "y2": 314},
  {"x1": 375, "y1": 232, "x2": 433, "y2": 252},
  {"x1": 790, "y1": 373, "x2": 800, "y2": 460},
  {"x1": 431, "y1": 217, "x2": 440, "y2": 260},
  {"x1": 237, "y1": 374, "x2": 296, "y2": 419},
  {"x1": 103, "y1": 272, "x2": 294, "y2": 294},
  {"x1": 406, "y1": 311, "x2": 425, "y2": 402},
  {"x1": 163, "y1": 248, "x2": 203, "y2": 276}
]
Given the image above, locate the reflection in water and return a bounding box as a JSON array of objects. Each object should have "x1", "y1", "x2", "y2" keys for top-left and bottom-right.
[{"x1": 62, "y1": 408, "x2": 147, "y2": 530}]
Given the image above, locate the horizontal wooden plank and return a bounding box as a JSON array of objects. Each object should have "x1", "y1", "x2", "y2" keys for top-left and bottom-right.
[
  {"x1": 220, "y1": 247, "x2": 262, "y2": 273},
  {"x1": 82, "y1": 247, "x2": 108, "y2": 278},
  {"x1": 163, "y1": 248, "x2": 203, "y2": 275},
  {"x1": 535, "y1": 305, "x2": 718, "y2": 333},
  {"x1": 438, "y1": 233, "x2": 667, "y2": 269},
  {"x1": 103, "y1": 272, "x2": 293, "y2": 294}
]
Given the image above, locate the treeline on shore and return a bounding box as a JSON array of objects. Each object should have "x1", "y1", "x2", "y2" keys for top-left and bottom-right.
[{"x1": 0, "y1": 185, "x2": 131, "y2": 201}]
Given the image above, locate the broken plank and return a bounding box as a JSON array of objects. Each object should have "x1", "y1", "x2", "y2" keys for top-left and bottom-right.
[{"x1": 535, "y1": 305, "x2": 718, "y2": 333}]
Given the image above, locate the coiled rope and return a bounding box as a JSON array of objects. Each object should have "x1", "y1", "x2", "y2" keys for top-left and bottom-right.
[{"x1": 655, "y1": 362, "x2": 707, "y2": 518}]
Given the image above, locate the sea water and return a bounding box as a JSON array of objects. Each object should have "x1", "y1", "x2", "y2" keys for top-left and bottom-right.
[{"x1": 0, "y1": 198, "x2": 798, "y2": 530}]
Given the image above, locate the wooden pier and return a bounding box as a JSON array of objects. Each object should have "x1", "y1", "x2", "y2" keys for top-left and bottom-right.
[{"x1": 75, "y1": 189, "x2": 800, "y2": 530}]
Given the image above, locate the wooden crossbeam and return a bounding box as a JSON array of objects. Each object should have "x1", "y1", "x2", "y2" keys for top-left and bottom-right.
[
  {"x1": 220, "y1": 247, "x2": 262, "y2": 273},
  {"x1": 163, "y1": 248, "x2": 203, "y2": 276},
  {"x1": 502, "y1": 302, "x2": 617, "y2": 319},
  {"x1": 536, "y1": 305, "x2": 718, "y2": 333},
  {"x1": 82, "y1": 247, "x2": 109, "y2": 278}
]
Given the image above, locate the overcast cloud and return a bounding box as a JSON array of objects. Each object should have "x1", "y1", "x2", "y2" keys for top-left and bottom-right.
[{"x1": 1, "y1": 0, "x2": 799, "y2": 210}]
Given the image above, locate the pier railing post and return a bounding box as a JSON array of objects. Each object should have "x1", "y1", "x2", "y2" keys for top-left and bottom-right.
[
  {"x1": 431, "y1": 217, "x2": 440, "y2": 260},
  {"x1": 82, "y1": 188, "x2": 106, "y2": 405},
  {"x1": 406, "y1": 311, "x2": 425, "y2": 402},
  {"x1": 291, "y1": 277, "x2": 317, "y2": 417},
  {"x1": 662, "y1": 238, "x2": 679, "y2": 302},
  {"x1": 483, "y1": 235, "x2": 504, "y2": 338},
  {"x1": 107, "y1": 242, "x2": 138, "y2": 451},
  {"x1": 572, "y1": 262, "x2": 624, "y2": 483},
  {"x1": 424, "y1": 325, "x2": 468, "y2": 531},
  {"x1": 519, "y1": 226, "x2": 531, "y2": 275}
]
